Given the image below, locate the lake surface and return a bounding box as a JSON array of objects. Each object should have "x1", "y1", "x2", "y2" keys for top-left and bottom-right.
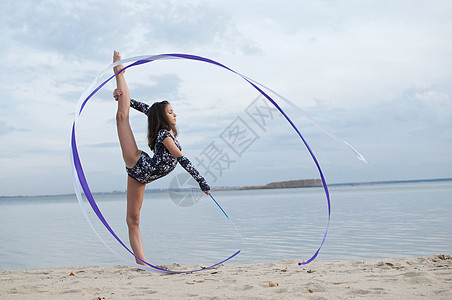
[{"x1": 0, "y1": 180, "x2": 451, "y2": 270}]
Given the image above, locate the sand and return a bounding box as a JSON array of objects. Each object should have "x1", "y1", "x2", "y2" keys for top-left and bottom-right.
[{"x1": 0, "y1": 254, "x2": 450, "y2": 299}]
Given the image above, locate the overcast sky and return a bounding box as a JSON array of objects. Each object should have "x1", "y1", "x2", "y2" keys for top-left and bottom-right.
[{"x1": 1, "y1": 0, "x2": 451, "y2": 196}]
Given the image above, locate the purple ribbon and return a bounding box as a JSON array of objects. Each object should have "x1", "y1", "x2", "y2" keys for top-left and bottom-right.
[{"x1": 72, "y1": 53, "x2": 338, "y2": 271}]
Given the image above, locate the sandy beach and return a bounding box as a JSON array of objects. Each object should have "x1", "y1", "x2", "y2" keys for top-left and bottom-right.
[{"x1": 0, "y1": 254, "x2": 450, "y2": 299}]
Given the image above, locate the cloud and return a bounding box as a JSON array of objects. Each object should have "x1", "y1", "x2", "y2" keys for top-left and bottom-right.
[
  {"x1": 0, "y1": 121, "x2": 26, "y2": 136},
  {"x1": 4, "y1": 1, "x2": 122, "y2": 58},
  {"x1": 137, "y1": 1, "x2": 263, "y2": 55},
  {"x1": 142, "y1": 2, "x2": 229, "y2": 45},
  {"x1": 1, "y1": 0, "x2": 451, "y2": 195},
  {"x1": 305, "y1": 83, "x2": 451, "y2": 132},
  {"x1": 294, "y1": 82, "x2": 452, "y2": 173},
  {"x1": 2, "y1": 0, "x2": 261, "y2": 61},
  {"x1": 121, "y1": 73, "x2": 183, "y2": 102}
]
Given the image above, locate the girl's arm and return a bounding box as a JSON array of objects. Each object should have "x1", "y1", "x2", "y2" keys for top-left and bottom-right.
[
  {"x1": 162, "y1": 136, "x2": 183, "y2": 158},
  {"x1": 131, "y1": 99, "x2": 150, "y2": 115},
  {"x1": 163, "y1": 137, "x2": 211, "y2": 194},
  {"x1": 114, "y1": 89, "x2": 149, "y2": 115}
]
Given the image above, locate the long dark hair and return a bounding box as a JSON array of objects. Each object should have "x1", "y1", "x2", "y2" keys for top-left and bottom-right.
[{"x1": 147, "y1": 100, "x2": 178, "y2": 151}]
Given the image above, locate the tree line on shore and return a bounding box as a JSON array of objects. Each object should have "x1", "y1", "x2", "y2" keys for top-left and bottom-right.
[{"x1": 238, "y1": 179, "x2": 322, "y2": 190}]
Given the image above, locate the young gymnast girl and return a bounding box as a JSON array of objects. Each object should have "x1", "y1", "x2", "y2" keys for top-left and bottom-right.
[{"x1": 112, "y1": 51, "x2": 210, "y2": 264}]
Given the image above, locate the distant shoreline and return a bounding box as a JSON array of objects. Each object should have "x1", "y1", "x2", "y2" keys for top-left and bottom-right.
[
  {"x1": 236, "y1": 179, "x2": 323, "y2": 191},
  {"x1": 329, "y1": 177, "x2": 452, "y2": 187},
  {"x1": 1, "y1": 177, "x2": 451, "y2": 198},
  {"x1": 218, "y1": 177, "x2": 452, "y2": 191}
]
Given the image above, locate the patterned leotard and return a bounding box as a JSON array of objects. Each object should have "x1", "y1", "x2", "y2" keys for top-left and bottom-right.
[
  {"x1": 126, "y1": 99, "x2": 210, "y2": 191},
  {"x1": 126, "y1": 129, "x2": 180, "y2": 184}
]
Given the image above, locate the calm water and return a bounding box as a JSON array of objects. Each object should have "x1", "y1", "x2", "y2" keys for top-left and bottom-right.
[{"x1": 0, "y1": 181, "x2": 451, "y2": 270}]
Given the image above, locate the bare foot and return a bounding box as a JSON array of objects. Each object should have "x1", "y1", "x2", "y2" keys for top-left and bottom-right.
[{"x1": 113, "y1": 50, "x2": 125, "y2": 75}]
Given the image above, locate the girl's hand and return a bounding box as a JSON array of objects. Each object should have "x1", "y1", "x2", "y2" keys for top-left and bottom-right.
[
  {"x1": 113, "y1": 88, "x2": 123, "y2": 101},
  {"x1": 204, "y1": 190, "x2": 211, "y2": 195}
]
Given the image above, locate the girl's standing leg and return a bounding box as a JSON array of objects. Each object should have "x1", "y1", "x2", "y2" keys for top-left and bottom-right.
[{"x1": 126, "y1": 176, "x2": 147, "y2": 264}]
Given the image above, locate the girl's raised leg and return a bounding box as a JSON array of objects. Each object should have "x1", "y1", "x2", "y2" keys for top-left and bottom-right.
[{"x1": 113, "y1": 50, "x2": 141, "y2": 168}]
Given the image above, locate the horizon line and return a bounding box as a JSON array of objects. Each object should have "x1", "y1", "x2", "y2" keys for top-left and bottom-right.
[{"x1": 1, "y1": 177, "x2": 451, "y2": 199}]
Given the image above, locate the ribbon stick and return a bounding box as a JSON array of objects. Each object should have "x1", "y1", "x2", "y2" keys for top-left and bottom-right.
[{"x1": 72, "y1": 53, "x2": 368, "y2": 271}]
